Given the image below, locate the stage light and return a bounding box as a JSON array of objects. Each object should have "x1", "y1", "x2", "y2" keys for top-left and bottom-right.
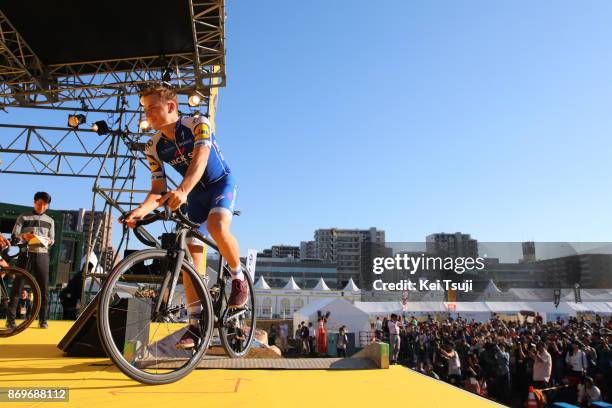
[
  {"x1": 188, "y1": 91, "x2": 203, "y2": 107},
  {"x1": 92, "y1": 121, "x2": 110, "y2": 135},
  {"x1": 139, "y1": 119, "x2": 150, "y2": 130},
  {"x1": 68, "y1": 114, "x2": 86, "y2": 128}
]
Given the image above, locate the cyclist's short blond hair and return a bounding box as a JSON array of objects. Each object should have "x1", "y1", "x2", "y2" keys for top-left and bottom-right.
[{"x1": 140, "y1": 86, "x2": 177, "y2": 103}]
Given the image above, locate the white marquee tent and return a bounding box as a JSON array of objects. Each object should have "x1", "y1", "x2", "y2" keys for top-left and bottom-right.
[{"x1": 293, "y1": 298, "x2": 370, "y2": 346}]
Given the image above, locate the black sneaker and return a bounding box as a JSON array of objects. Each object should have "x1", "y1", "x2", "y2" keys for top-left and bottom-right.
[
  {"x1": 5, "y1": 320, "x2": 16, "y2": 330},
  {"x1": 39, "y1": 322, "x2": 48, "y2": 329},
  {"x1": 176, "y1": 325, "x2": 200, "y2": 350},
  {"x1": 228, "y1": 278, "x2": 249, "y2": 309}
]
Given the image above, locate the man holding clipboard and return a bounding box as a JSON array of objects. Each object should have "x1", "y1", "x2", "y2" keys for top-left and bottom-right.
[{"x1": 6, "y1": 192, "x2": 54, "y2": 329}]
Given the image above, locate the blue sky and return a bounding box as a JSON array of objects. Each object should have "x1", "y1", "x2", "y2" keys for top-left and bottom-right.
[{"x1": 2, "y1": 1, "x2": 612, "y2": 254}]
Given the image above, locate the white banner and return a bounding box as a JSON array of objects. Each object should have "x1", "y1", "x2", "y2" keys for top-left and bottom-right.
[{"x1": 246, "y1": 249, "x2": 257, "y2": 281}]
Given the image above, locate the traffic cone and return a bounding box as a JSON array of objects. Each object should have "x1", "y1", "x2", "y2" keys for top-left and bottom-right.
[{"x1": 525, "y1": 386, "x2": 538, "y2": 408}]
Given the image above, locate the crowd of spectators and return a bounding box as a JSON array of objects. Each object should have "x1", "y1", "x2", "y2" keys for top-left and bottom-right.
[{"x1": 373, "y1": 313, "x2": 611, "y2": 407}]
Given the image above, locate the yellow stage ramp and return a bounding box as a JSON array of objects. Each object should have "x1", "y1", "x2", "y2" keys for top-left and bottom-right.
[{"x1": 0, "y1": 321, "x2": 501, "y2": 408}]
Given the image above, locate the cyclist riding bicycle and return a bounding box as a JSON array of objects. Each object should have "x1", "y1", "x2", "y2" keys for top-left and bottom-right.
[{"x1": 121, "y1": 86, "x2": 248, "y2": 349}]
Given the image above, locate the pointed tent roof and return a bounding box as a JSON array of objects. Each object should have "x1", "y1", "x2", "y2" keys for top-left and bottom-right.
[
  {"x1": 254, "y1": 276, "x2": 271, "y2": 290},
  {"x1": 283, "y1": 276, "x2": 301, "y2": 290},
  {"x1": 342, "y1": 277, "x2": 360, "y2": 292},
  {"x1": 483, "y1": 279, "x2": 502, "y2": 294},
  {"x1": 312, "y1": 277, "x2": 331, "y2": 291}
]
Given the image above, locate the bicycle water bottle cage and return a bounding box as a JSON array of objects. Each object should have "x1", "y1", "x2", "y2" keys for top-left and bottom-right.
[{"x1": 161, "y1": 233, "x2": 178, "y2": 250}]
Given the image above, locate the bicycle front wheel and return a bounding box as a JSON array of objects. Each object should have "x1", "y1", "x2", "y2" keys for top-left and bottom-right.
[
  {"x1": 0, "y1": 267, "x2": 41, "y2": 338},
  {"x1": 97, "y1": 249, "x2": 214, "y2": 385},
  {"x1": 218, "y1": 262, "x2": 256, "y2": 358}
]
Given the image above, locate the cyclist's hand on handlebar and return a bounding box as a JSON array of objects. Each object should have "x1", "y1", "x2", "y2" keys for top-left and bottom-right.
[
  {"x1": 158, "y1": 189, "x2": 188, "y2": 211},
  {"x1": 119, "y1": 208, "x2": 148, "y2": 229}
]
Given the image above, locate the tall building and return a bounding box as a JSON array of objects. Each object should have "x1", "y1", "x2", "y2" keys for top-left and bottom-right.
[
  {"x1": 541, "y1": 254, "x2": 612, "y2": 289},
  {"x1": 272, "y1": 245, "x2": 300, "y2": 258},
  {"x1": 63, "y1": 208, "x2": 113, "y2": 257},
  {"x1": 521, "y1": 241, "x2": 536, "y2": 263},
  {"x1": 426, "y1": 232, "x2": 478, "y2": 258},
  {"x1": 314, "y1": 227, "x2": 385, "y2": 288},
  {"x1": 259, "y1": 245, "x2": 300, "y2": 259},
  {"x1": 300, "y1": 240, "x2": 317, "y2": 259}
]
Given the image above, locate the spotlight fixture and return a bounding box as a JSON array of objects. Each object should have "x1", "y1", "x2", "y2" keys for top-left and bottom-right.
[
  {"x1": 68, "y1": 114, "x2": 86, "y2": 128},
  {"x1": 92, "y1": 120, "x2": 110, "y2": 135},
  {"x1": 139, "y1": 119, "x2": 150, "y2": 130},
  {"x1": 188, "y1": 90, "x2": 204, "y2": 107}
]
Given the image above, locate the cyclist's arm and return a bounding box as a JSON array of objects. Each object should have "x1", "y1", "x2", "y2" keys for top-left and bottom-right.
[
  {"x1": 177, "y1": 144, "x2": 210, "y2": 194},
  {"x1": 138, "y1": 178, "x2": 167, "y2": 214},
  {"x1": 136, "y1": 135, "x2": 168, "y2": 213}
]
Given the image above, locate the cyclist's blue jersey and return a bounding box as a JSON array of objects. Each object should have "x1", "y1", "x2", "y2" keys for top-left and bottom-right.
[{"x1": 144, "y1": 116, "x2": 231, "y2": 190}]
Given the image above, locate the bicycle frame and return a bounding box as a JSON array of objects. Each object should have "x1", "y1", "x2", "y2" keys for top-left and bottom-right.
[
  {"x1": 93, "y1": 186, "x2": 249, "y2": 325},
  {"x1": 179, "y1": 226, "x2": 249, "y2": 326},
  {"x1": 151, "y1": 227, "x2": 189, "y2": 321}
]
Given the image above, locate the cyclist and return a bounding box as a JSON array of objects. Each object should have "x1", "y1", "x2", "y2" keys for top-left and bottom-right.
[{"x1": 121, "y1": 86, "x2": 248, "y2": 349}]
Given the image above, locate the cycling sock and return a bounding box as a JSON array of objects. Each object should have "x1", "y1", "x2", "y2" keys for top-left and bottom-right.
[{"x1": 231, "y1": 264, "x2": 244, "y2": 281}]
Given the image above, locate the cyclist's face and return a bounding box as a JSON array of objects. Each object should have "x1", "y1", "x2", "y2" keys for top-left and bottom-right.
[
  {"x1": 141, "y1": 94, "x2": 178, "y2": 130},
  {"x1": 33, "y1": 199, "x2": 48, "y2": 214}
]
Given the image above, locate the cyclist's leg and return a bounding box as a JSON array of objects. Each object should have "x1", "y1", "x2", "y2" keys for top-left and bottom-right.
[
  {"x1": 176, "y1": 188, "x2": 213, "y2": 348},
  {"x1": 205, "y1": 175, "x2": 239, "y2": 272},
  {"x1": 207, "y1": 212, "x2": 239, "y2": 270},
  {"x1": 204, "y1": 176, "x2": 248, "y2": 308}
]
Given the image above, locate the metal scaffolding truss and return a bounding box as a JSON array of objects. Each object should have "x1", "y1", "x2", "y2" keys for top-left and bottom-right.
[
  {"x1": 0, "y1": 0, "x2": 226, "y2": 299},
  {"x1": 0, "y1": 121, "x2": 143, "y2": 180},
  {"x1": 0, "y1": 0, "x2": 225, "y2": 107}
]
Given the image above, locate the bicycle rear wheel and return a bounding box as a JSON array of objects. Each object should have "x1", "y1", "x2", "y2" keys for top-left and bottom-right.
[
  {"x1": 97, "y1": 249, "x2": 213, "y2": 385},
  {"x1": 218, "y1": 262, "x2": 256, "y2": 358},
  {"x1": 0, "y1": 267, "x2": 41, "y2": 338}
]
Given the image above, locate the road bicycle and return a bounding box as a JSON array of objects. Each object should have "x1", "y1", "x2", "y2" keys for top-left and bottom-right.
[
  {"x1": 0, "y1": 245, "x2": 42, "y2": 337},
  {"x1": 96, "y1": 207, "x2": 256, "y2": 384}
]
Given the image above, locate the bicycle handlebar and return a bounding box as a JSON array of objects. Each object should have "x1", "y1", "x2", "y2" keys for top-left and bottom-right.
[{"x1": 124, "y1": 203, "x2": 241, "y2": 248}]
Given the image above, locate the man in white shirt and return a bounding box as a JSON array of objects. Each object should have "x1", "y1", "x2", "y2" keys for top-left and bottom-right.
[
  {"x1": 279, "y1": 323, "x2": 288, "y2": 353},
  {"x1": 308, "y1": 322, "x2": 315, "y2": 356},
  {"x1": 531, "y1": 341, "x2": 552, "y2": 389},
  {"x1": 388, "y1": 314, "x2": 401, "y2": 364}
]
